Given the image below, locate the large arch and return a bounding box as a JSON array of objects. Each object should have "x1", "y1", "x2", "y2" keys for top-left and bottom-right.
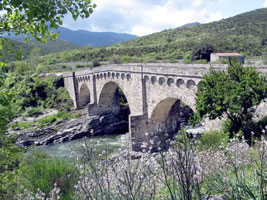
[
  {"x1": 78, "y1": 83, "x2": 90, "y2": 107},
  {"x1": 145, "y1": 97, "x2": 194, "y2": 151},
  {"x1": 98, "y1": 81, "x2": 131, "y2": 115}
]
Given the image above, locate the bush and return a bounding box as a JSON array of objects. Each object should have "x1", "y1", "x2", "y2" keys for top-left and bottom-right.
[
  {"x1": 22, "y1": 106, "x2": 43, "y2": 117},
  {"x1": 37, "y1": 111, "x2": 73, "y2": 127},
  {"x1": 10, "y1": 121, "x2": 31, "y2": 130},
  {"x1": 198, "y1": 130, "x2": 229, "y2": 151},
  {"x1": 109, "y1": 55, "x2": 122, "y2": 64},
  {"x1": 20, "y1": 152, "x2": 78, "y2": 199},
  {"x1": 191, "y1": 42, "x2": 216, "y2": 61},
  {"x1": 92, "y1": 59, "x2": 101, "y2": 67},
  {"x1": 75, "y1": 64, "x2": 85, "y2": 69}
]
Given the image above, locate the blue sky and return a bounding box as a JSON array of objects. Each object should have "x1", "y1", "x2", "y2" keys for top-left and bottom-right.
[{"x1": 63, "y1": 0, "x2": 267, "y2": 36}]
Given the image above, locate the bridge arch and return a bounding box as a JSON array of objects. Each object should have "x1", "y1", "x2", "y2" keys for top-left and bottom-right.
[
  {"x1": 78, "y1": 83, "x2": 90, "y2": 107},
  {"x1": 187, "y1": 80, "x2": 196, "y2": 89},
  {"x1": 97, "y1": 81, "x2": 132, "y2": 114}
]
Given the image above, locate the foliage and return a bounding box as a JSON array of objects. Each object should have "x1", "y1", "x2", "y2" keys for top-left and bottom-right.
[
  {"x1": 191, "y1": 42, "x2": 216, "y2": 61},
  {"x1": 198, "y1": 130, "x2": 229, "y2": 151},
  {"x1": 70, "y1": 127, "x2": 266, "y2": 200},
  {"x1": 109, "y1": 55, "x2": 122, "y2": 64},
  {"x1": 0, "y1": 73, "x2": 23, "y2": 199},
  {"x1": 20, "y1": 151, "x2": 78, "y2": 199},
  {"x1": 22, "y1": 106, "x2": 44, "y2": 118},
  {"x1": 37, "y1": 111, "x2": 73, "y2": 127},
  {"x1": 1, "y1": 73, "x2": 73, "y2": 115},
  {"x1": 194, "y1": 61, "x2": 267, "y2": 139},
  {"x1": 10, "y1": 121, "x2": 31, "y2": 130},
  {"x1": 0, "y1": 0, "x2": 96, "y2": 42}
]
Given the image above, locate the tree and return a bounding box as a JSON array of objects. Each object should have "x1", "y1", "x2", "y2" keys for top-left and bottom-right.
[
  {"x1": 193, "y1": 61, "x2": 267, "y2": 139},
  {"x1": 0, "y1": 0, "x2": 96, "y2": 42},
  {"x1": 191, "y1": 42, "x2": 215, "y2": 62},
  {"x1": 0, "y1": 1, "x2": 96, "y2": 198}
]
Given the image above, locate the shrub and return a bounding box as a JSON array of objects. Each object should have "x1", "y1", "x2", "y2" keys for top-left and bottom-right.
[
  {"x1": 37, "y1": 111, "x2": 73, "y2": 127},
  {"x1": 191, "y1": 42, "x2": 216, "y2": 61},
  {"x1": 22, "y1": 106, "x2": 43, "y2": 117},
  {"x1": 20, "y1": 152, "x2": 78, "y2": 200},
  {"x1": 194, "y1": 59, "x2": 208, "y2": 64},
  {"x1": 75, "y1": 64, "x2": 85, "y2": 69},
  {"x1": 10, "y1": 121, "x2": 31, "y2": 130},
  {"x1": 109, "y1": 55, "x2": 122, "y2": 64},
  {"x1": 198, "y1": 130, "x2": 229, "y2": 151},
  {"x1": 92, "y1": 59, "x2": 101, "y2": 67}
]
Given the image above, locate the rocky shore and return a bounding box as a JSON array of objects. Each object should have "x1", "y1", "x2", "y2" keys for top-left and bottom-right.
[{"x1": 16, "y1": 107, "x2": 130, "y2": 147}]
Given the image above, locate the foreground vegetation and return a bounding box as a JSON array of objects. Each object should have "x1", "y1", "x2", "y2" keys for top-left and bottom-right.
[{"x1": 5, "y1": 128, "x2": 266, "y2": 200}]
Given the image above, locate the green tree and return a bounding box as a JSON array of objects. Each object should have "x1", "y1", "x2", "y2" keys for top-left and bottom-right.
[
  {"x1": 191, "y1": 42, "x2": 216, "y2": 62},
  {"x1": 0, "y1": 1, "x2": 96, "y2": 198},
  {"x1": 0, "y1": 0, "x2": 96, "y2": 42},
  {"x1": 193, "y1": 61, "x2": 267, "y2": 139}
]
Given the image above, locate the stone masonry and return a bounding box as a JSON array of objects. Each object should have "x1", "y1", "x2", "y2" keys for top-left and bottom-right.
[{"x1": 64, "y1": 63, "x2": 267, "y2": 152}]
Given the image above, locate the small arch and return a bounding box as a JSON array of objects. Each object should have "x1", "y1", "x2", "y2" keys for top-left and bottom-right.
[
  {"x1": 176, "y1": 79, "x2": 185, "y2": 87},
  {"x1": 93, "y1": 75, "x2": 96, "y2": 81},
  {"x1": 108, "y1": 72, "x2": 111, "y2": 78},
  {"x1": 116, "y1": 73, "x2": 120, "y2": 78},
  {"x1": 144, "y1": 75, "x2": 149, "y2": 82},
  {"x1": 112, "y1": 73, "x2": 115, "y2": 78},
  {"x1": 159, "y1": 77, "x2": 166, "y2": 85},
  {"x1": 104, "y1": 73, "x2": 107, "y2": 79},
  {"x1": 187, "y1": 80, "x2": 196, "y2": 89},
  {"x1": 100, "y1": 73, "x2": 103, "y2": 79},
  {"x1": 85, "y1": 76, "x2": 88, "y2": 81},
  {"x1": 87, "y1": 76, "x2": 90, "y2": 81},
  {"x1": 126, "y1": 74, "x2": 131, "y2": 80},
  {"x1": 97, "y1": 74, "x2": 100, "y2": 79},
  {"x1": 167, "y1": 78, "x2": 174, "y2": 86},
  {"x1": 121, "y1": 73, "x2": 125, "y2": 80},
  {"x1": 78, "y1": 84, "x2": 90, "y2": 107},
  {"x1": 151, "y1": 76, "x2": 157, "y2": 84}
]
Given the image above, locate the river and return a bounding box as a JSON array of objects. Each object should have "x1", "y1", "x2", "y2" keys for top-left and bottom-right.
[{"x1": 29, "y1": 125, "x2": 203, "y2": 158}]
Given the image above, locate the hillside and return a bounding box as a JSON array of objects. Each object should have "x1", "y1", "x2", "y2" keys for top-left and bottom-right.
[
  {"x1": 6, "y1": 8, "x2": 266, "y2": 67},
  {"x1": 116, "y1": 8, "x2": 266, "y2": 56},
  {"x1": 36, "y1": 8, "x2": 266, "y2": 66},
  {"x1": 54, "y1": 27, "x2": 138, "y2": 47},
  {"x1": 0, "y1": 37, "x2": 83, "y2": 63},
  {"x1": 3, "y1": 26, "x2": 138, "y2": 47}
]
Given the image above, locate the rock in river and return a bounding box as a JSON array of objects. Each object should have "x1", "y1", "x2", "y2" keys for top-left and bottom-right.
[{"x1": 16, "y1": 109, "x2": 129, "y2": 147}]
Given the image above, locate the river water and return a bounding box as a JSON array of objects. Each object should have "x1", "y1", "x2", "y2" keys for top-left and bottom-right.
[{"x1": 29, "y1": 125, "x2": 203, "y2": 158}]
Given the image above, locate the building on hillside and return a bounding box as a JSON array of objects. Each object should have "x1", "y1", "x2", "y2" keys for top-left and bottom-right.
[{"x1": 210, "y1": 53, "x2": 245, "y2": 64}]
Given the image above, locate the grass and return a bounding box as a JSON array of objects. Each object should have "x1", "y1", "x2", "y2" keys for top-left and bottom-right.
[
  {"x1": 37, "y1": 111, "x2": 73, "y2": 127},
  {"x1": 20, "y1": 151, "x2": 78, "y2": 200},
  {"x1": 11, "y1": 121, "x2": 31, "y2": 130}
]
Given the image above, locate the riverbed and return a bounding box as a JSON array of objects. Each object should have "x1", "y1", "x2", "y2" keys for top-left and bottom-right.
[
  {"x1": 29, "y1": 133, "x2": 130, "y2": 158},
  {"x1": 29, "y1": 125, "x2": 204, "y2": 158}
]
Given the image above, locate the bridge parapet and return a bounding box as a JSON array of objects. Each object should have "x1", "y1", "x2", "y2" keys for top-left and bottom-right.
[{"x1": 63, "y1": 63, "x2": 267, "y2": 152}]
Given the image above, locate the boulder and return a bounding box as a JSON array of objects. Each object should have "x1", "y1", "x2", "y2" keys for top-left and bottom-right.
[{"x1": 16, "y1": 110, "x2": 129, "y2": 147}]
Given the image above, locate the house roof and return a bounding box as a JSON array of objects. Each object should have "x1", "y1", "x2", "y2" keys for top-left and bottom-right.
[{"x1": 212, "y1": 53, "x2": 243, "y2": 56}]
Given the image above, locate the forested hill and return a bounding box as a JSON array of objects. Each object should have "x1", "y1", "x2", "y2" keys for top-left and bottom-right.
[
  {"x1": 115, "y1": 8, "x2": 267, "y2": 57},
  {"x1": 0, "y1": 37, "x2": 83, "y2": 63},
  {"x1": 6, "y1": 8, "x2": 266, "y2": 65}
]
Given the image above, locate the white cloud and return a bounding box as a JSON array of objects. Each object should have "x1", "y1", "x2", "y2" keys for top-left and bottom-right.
[
  {"x1": 63, "y1": 0, "x2": 227, "y2": 36},
  {"x1": 264, "y1": 0, "x2": 267, "y2": 7}
]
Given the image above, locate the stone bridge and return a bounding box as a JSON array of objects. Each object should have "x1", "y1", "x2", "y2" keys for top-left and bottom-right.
[{"x1": 63, "y1": 63, "x2": 267, "y2": 152}]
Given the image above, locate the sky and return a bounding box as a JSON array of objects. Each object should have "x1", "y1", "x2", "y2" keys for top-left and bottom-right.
[{"x1": 63, "y1": 0, "x2": 267, "y2": 36}]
